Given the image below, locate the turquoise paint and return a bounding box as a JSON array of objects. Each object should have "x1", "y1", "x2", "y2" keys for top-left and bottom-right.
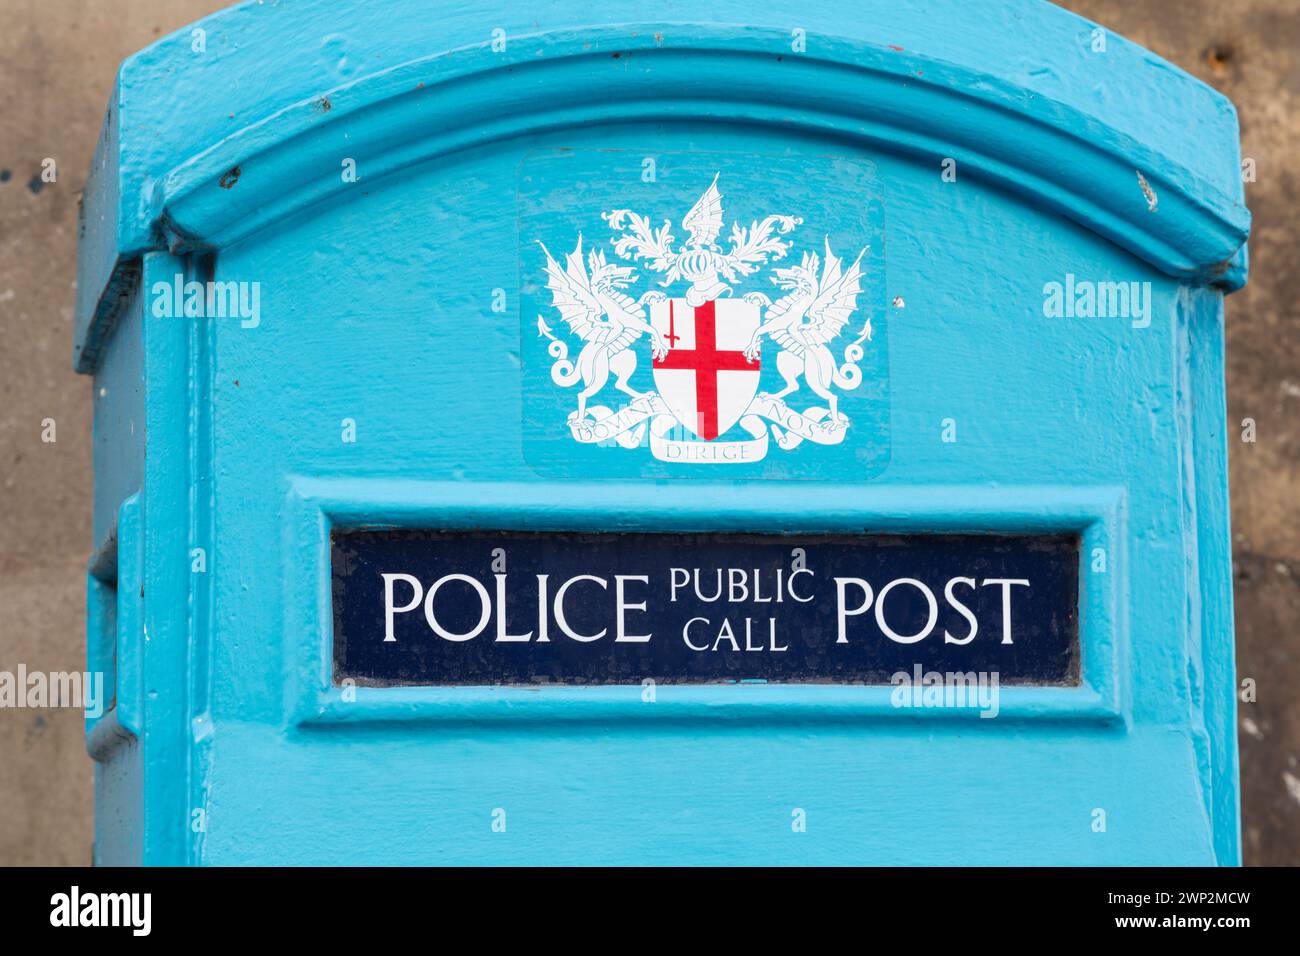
[{"x1": 77, "y1": 0, "x2": 1247, "y2": 864}]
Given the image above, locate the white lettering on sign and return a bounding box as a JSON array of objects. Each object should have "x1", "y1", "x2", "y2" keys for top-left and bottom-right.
[
  {"x1": 834, "y1": 575, "x2": 1028, "y2": 646},
  {"x1": 380, "y1": 568, "x2": 1031, "y2": 650}
]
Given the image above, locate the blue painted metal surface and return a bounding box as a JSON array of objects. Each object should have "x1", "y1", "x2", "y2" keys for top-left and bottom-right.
[{"x1": 76, "y1": 0, "x2": 1248, "y2": 865}]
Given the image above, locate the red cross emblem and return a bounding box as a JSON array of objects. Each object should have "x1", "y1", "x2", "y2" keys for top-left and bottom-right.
[{"x1": 651, "y1": 299, "x2": 762, "y2": 441}]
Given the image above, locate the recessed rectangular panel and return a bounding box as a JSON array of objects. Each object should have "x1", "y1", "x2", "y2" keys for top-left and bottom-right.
[{"x1": 332, "y1": 530, "x2": 1079, "y2": 686}]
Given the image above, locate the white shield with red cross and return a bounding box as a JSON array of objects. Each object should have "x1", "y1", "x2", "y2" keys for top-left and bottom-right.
[{"x1": 650, "y1": 298, "x2": 762, "y2": 441}]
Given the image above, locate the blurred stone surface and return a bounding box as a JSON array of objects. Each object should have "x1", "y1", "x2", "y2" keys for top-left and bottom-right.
[
  {"x1": 0, "y1": 0, "x2": 1294, "y2": 864},
  {"x1": 0, "y1": 0, "x2": 231, "y2": 867}
]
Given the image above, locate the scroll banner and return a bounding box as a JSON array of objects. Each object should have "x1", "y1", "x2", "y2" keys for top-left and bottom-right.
[{"x1": 567, "y1": 393, "x2": 849, "y2": 464}]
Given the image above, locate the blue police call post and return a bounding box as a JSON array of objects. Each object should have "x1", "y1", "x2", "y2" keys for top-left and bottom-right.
[{"x1": 74, "y1": 0, "x2": 1249, "y2": 867}]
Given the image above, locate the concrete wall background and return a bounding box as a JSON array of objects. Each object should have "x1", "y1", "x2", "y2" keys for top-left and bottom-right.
[{"x1": 0, "y1": 0, "x2": 1294, "y2": 866}]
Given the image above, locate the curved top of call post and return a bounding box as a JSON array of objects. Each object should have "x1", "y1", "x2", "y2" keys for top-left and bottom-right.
[{"x1": 73, "y1": 0, "x2": 1251, "y2": 373}]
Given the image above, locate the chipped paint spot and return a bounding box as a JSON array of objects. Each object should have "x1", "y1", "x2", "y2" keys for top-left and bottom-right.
[
  {"x1": 1136, "y1": 170, "x2": 1158, "y2": 212},
  {"x1": 219, "y1": 166, "x2": 241, "y2": 189}
]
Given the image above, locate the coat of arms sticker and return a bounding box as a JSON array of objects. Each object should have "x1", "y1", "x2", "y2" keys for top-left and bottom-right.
[{"x1": 521, "y1": 153, "x2": 888, "y2": 477}]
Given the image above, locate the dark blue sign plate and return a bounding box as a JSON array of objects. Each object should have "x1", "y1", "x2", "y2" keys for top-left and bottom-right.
[{"x1": 332, "y1": 530, "x2": 1079, "y2": 686}]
